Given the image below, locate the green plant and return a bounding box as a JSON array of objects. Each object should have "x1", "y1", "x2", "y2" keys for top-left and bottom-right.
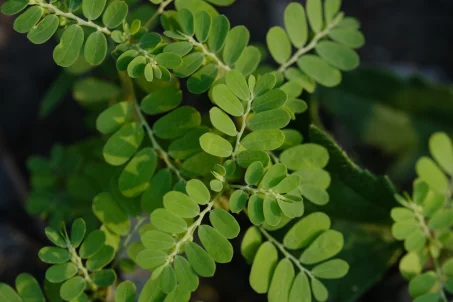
[
  {"x1": 391, "y1": 132, "x2": 453, "y2": 302},
  {"x1": 0, "y1": 0, "x2": 366, "y2": 301}
]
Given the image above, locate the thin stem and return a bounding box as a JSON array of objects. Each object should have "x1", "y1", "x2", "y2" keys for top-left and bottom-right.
[
  {"x1": 185, "y1": 35, "x2": 231, "y2": 73},
  {"x1": 277, "y1": 14, "x2": 343, "y2": 73},
  {"x1": 229, "y1": 184, "x2": 288, "y2": 201},
  {"x1": 144, "y1": 0, "x2": 174, "y2": 29},
  {"x1": 268, "y1": 151, "x2": 280, "y2": 164},
  {"x1": 232, "y1": 96, "x2": 254, "y2": 159},
  {"x1": 166, "y1": 193, "x2": 221, "y2": 263},
  {"x1": 32, "y1": 1, "x2": 111, "y2": 35},
  {"x1": 259, "y1": 227, "x2": 314, "y2": 279}
]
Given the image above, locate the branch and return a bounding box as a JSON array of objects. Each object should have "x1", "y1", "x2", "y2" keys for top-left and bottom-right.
[{"x1": 144, "y1": 0, "x2": 174, "y2": 29}]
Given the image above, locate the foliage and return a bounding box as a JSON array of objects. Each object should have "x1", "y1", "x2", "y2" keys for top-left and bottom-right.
[
  {"x1": 391, "y1": 132, "x2": 453, "y2": 302},
  {"x1": 0, "y1": 0, "x2": 369, "y2": 301}
]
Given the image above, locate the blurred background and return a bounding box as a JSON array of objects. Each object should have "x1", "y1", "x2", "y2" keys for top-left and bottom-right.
[{"x1": 1, "y1": 0, "x2": 453, "y2": 301}]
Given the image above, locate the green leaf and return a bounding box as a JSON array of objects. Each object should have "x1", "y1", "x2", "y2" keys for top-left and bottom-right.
[
  {"x1": 284, "y1": 212, "x2": 330, "y2": 249},
  {"x1": 97, "y1": 102, "x2": 134, "y2": 134},
  {"x1": 298, "y1": 55, "x2": 341, "y2": 87},
  {"x1": 160, "y1": 265, "x2": 177, "y2": 294},
  {"x1": 248, "y1": 194, "x2": 265, "y2": 225},
  {"x1": 138, "y1": 278, "x2": 165, "y2": 302},
  {"x1": 316, "y1": 41, "x2": 359, "y2": 71},
  {"x1": 280, "y1": 144, "x2": 329, "y2": 170},
  {"x1": 306, "y1": 0, "x2": 323, "y2": 32},
  {"x1": 38, "y1": 247, "x2": 71, "y2": 264},
  {"x1": 209, "y1": 107, "x2": 237, "y2": 137},
  {"x1": 71, "y1": 218, "x2": 86, "y2": 248},
  {"x1": 177, "y1": 8, "x2": 195, "y2": 35},
  {"x1": 186, "y1": 179, "x2": 210, "y2": 205},
  {"x1": 136, "y1": 249, "x2": 167, "y2": 270},
  {"x1": 116, "y1": 50, "x2": 138, "y2": 71},
  {"x1": 163, "y1": 191, "x2": 200, "y2": 218},
  {"x1": 151, "y1": 209, "x2": 188, "y2": 234},
  {"x1": 141, "y1": 87, "x2": 182, "y2": 116},
  {"x1": 278, "y1": 199, "x2": 304, "y2": 218},
  {"x1": 0, "y1": 283, "x2": 21, "y2": 302},
  {"x1": 15, "y1": 273, "x2": 45, "y2": 302},
  {"x1": 324, "y1": 0, "x2": 341, "y2": 23},
  {"x1": 241, "y1": 130, "x2": 285, "y2": 150},
  {"x1": 409, "y1": 271, "x2": 436, "y2": 298},
  {"x1": 212, "y1": 84, "x2": 244, "y2": 116},
  {"x1": 252, "y1": 89, "x2": 287, "y2": 113},
  {"x1": 86, "y1": 245, "x2": 115, "y2": 271},
  {"x1": 118, "y1": 148, "x2": 157, "y2": 198},
  {"x1": 208, "y1": 15, "x2": 230, "y2": 53},
  {"x1": 245, "y1": 161, "x2": 264, "y2": 185},
  {"x1": 210, "y1": 179, "x2": 223, "y2": 192},
  {"x1": 174, "y1": 52, "x2": 204, "y2": 77},
  {"x1": 46, "y1": 263, "x2": 78, "y2": 283},
  {"x1": 266, "y1": 26, "x2": 291, "y2": 64},
  {"x1": 312, "y1": 259, "x2": 349, "y2": 279},
  {"x1": 93, "y1": 192, "x2": 130, "y2": 236},
  {"x1": 187, "y1": 63, "x2": 219, "y2": 94},
  {"x1": 254, "y1": 73, "x2": 277, "y2": 97},
  {"x1": 416, "y1": 157, "x2": 449, "y2": 194},
  {"x1": 263, "y1": 198, "x2": 282, "y2": 226},
  {"x1": 391, "y1": 207, "x2": 414, "y2": 222},
  {"x1": 248, "y1": 108, "x2": 291, "y2": 131},
  {"x1": 311, "y1": 278, "x2": 328, "y2": 302},
  {"x1": 127, "y1": 56, "x2": 146, "y2": 78},
  {"x1": 272, "y1": 174, "x2": 301, "y2": 194},
  {"x1": 27, "y1": 15, "x2": 59, "y2": 44},
  {"x1": 92, "y1": 269, "x2": 117, "y2": 287},
  {"x1": 153, "y1": 106, "x2": 201, "y2": 139},
  {"x1": 139, "y1": 33, "x2": 162, "y2": 50},
  {"x1": 225, "y1": 69, "x2": 251, "y2": 101},
  {"x1": 73, "y1": 77, "x2": 120, "y2": 103},
  {"x1": 45, "y1": 227, "x2": 66, "y2": 248},
  {"x1": 185, "y1": 242, "x2": 216, "y2": 277},
  {"x1": 284, "y1": 2, "x2": 307, "y2": 48},
  {"x1": 1, "y1": 0, "x2": 28, "y2": 15},
  {"x1": 195, "y1": 10, "x2": 211, "y2": 43},
  {"x1": 229, "y1": 190, "x2": 248, "y2": 213},
  {"x1": 164, "y1": 286, "x2": 190, "y2": 302},
  {"x1": 60, "y1": 276, "x2": 86, "y2": 301},
  {"x1": 237, "y1": 150, "x2": 270, "y2": 168},
  {"x1": 241, "y1": 226, "x2": 262, "y2": 264},
  {"x1": 260, "y1": 163, "x2": 287, "y2": 189},
  {"x1": 103, "y1": 1, "x2": 128, "y2": 28},
  {"x1": 289, "y1": 272, "x2": 311, "y2": 302},
  {"x1": 82, "y1": 0, "x2": 106, "y2": 20},
  {"x1": 84, "y1": 31, "x2": 107, "y2": 66},
  {"x1": 80, "y1": 230, "x2": 105, "y2": 259},
  {"x1": 141, "y1": 230, "x2": 176, "y2": 250},
  {"x1": 174, "y1": 256, "x2": 199, "y2": 292},
  {"x1": 428, "y1": 209, "x2": 453, "y2": 230},
  {"x1": 53, "y1": 24, "x2": 84, "y2": 67},
  {"x1": 250, "y1": 241, "x2": 278, "y2": 294},
  {"x1": 429, "y1": 132, "x2": 453, "y2": 176},
  {"x1": 209, "y1": 209, "x2": 240, "y2": 239},
  {"x1": 164, "y1": 41, "x2": 193, "y2": 56},
  {"x1": 223, "y1": 25, "x2": 250, "y2": 65},
  {"x1": 103, "y1": 122, "x2": 144, "y2": 165},
  {"x1": 268, "y1": 259, "x2": 295, "y2": 302},
  {"x1": 155, "y1": 53, "x2": 182, "y2": 69},
  {"x1": 115, "y1": 281, "x2": 136, "y2": 302},
  {"x1": 300, "y1": 230, "x2": 344, "y2": 264},
  {"x1": 234, "y1": 46, "x2": 261, "y2": 77},
  {"x1": 13, "y1": 6, "x2": 43, "y2": 33},
  {"x1": 329, "y1": 28, "x2": 365, "y2": 49},
  {"x1": 198, "y1": 225, "x2": 233, "y2": 263},
  {"x1": 205, "y1": 0, "x2": 235, "y2": 5},
  {"x1": 181, "y1": 152, "x2": 222, "y2": 177},
  {"x1": 142, "y1": 168, "x2": 172, "y2": 213},
  {"x1": 200, "y1": 132, "x2": 233, "y2": 158}
]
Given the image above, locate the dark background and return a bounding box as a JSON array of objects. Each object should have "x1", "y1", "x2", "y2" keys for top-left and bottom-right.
[{"x1": 1, "y1": 0, "x2": 453, "y2": 301}]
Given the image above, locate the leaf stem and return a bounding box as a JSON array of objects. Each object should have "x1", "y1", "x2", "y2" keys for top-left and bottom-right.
[
  {"x1": 277, "y1": 14, "x2": 343, "y2": 73},
  {"x1": 258, "y1": 226, "x2": 315, "y2": 279},
  {"x1": 229, "y1": 184, "x2": 289, "y2": 201},
  {"x1": 144, "y1": 0, "x2": 174, "y2": 29},
  {"x1": 184, "y1": 35, "x2": 231, "y2": 73},
  {"x1": 32, "y1": 1, "x2": 111, "y2": 35},
  {"x1": 232, "y1": 95, "x2": 254, "y2": 159},
  {"x1": 166, "y1": 193, "x2": 222, "y2": 263}
]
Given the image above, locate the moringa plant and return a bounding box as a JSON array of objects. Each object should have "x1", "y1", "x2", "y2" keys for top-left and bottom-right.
[{"x1": 0, "y1": 0, "x2": 366, "y2": 301}]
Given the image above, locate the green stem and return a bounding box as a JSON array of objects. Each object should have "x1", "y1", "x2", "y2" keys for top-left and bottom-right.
[
  {"x1": 166, "y1": 193, "x2": 221, "y2": 263},
  {"x1": 277, "y1": 14, "x2": 343, "y2": 73},
  {"x1": 258, "y1": 227, "x2": 315, "y2": 279},
  {"x1": 229, "y1": 184, "x2": 289, "y2": 201},
  {"x1": 184, "y1": 35, "x2": 231, "y2": 73},
  {"x1": 144, "y1": 0, "x2": 174, "y2": 29},
  {"x1": 232, "y1": 95, "x2": 254, "y2": 159},
  {"x1": 32, "y1": 1, "x2": 111, "y2": 35}
]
